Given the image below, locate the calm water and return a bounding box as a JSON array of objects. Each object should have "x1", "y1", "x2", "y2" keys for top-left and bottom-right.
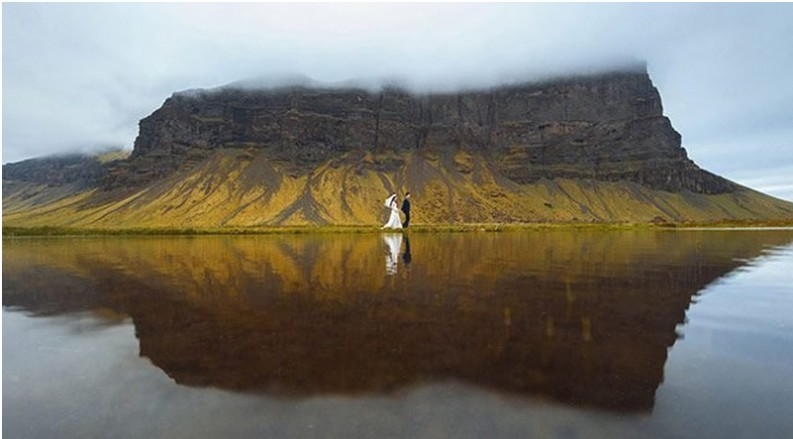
[{"x1": 3, "y1": 230, "x2": 793, "y2": 438}]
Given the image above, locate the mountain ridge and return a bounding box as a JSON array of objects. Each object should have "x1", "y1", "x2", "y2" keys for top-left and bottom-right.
[{"x1": 4, "y1": 67, "x2": 793, "y2": 227}]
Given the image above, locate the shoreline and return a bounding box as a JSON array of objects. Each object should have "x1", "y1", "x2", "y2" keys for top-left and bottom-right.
[{"x1": 4, "y1": 221, "x2": 793, "y2": 237}]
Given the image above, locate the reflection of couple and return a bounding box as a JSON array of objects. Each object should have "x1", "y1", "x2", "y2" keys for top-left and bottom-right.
[
  {"x1": 382, "y1": 192, "x2": 411, "y2": 229},
  {"x1": 383, "y1": 233, "x2": 412, "y2": 276}
]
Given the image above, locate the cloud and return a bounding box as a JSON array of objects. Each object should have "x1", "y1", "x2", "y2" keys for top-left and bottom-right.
[{"x1": 3, "y1": 3, "x2": 792, "y2": 200}]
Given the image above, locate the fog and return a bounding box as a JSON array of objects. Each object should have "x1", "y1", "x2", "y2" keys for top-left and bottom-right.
[{"x1": 3, "y1": 3, "x2": 792, "y2": 200}]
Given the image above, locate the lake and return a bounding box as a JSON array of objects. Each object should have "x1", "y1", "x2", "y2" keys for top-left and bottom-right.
[{"x1": 3, "y1": 230, "x2": 793, "y2": 438}]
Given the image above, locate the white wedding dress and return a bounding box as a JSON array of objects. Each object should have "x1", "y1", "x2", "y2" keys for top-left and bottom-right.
[{"x1": 382, "y1": 198, "x2": 403, "y2": 230}]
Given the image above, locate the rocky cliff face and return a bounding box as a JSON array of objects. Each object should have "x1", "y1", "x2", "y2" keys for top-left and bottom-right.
[
  {"x1": 3, "y1": 154, "x2": 107, "y2": 187},
  {"x1": 106, "y1": 68, "x2": 732, "y2": 194},
  {"x1": 4, "y1": 67, "x2": 793, "y2": 227}
]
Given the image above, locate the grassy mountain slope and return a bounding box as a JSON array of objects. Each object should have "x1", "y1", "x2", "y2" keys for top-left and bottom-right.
[{"x1": 5, "y1": 148, "x2": 792, "y2": 228}]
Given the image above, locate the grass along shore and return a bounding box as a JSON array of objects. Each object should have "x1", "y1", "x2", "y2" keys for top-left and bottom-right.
[{"x1": 4, "y1": 219, "x2": 793, "y2": 237}]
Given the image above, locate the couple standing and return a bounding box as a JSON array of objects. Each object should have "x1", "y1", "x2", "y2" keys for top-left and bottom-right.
[{"x1": 382, "y1": 192, "x2": 411, "y2": 230}]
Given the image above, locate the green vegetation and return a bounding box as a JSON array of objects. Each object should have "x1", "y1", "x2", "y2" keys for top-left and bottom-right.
[
  {"x1": 5, "y1": 149, "x2": 793, "y2": 229},
  {"x1": 189, "y1": 115, "x2": 226, "y2": 123},
  {"x1": 5, "y1": 220, "x2": 792, "y2": 237},
  {"x1": 656, "y1": 219, "x2": 793, "y2": 229}
]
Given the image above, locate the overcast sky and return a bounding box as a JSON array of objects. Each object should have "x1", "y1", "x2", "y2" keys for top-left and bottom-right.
[{"x1": 3, "y1": 3, "x2": 793, "y2": 200}]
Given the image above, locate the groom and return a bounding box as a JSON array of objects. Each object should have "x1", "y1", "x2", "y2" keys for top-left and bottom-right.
[{"x1": 401, "y1": 192, "x2": 411, "y2": 228}]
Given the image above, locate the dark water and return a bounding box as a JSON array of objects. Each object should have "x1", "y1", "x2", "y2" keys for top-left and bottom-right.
[{"x1": 3, "y1": 230, "x2": 793, "y2": 438}]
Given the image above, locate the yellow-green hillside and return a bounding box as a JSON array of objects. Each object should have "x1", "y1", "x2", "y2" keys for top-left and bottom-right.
[{"x1": 4, "y1": 148, "x2": 792, "y2": 229}]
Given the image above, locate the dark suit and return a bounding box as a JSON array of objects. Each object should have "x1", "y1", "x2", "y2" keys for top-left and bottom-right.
[{"x1": 401, "y1": 198, "x2": 411, "y2": 228}]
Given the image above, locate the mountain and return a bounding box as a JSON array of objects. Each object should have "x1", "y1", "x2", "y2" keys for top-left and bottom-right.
[{"x1": 4, "y1": 66, "x2": 793, "y2": 227}]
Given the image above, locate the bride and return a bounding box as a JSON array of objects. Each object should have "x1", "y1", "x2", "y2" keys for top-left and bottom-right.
[{"x1": 382, "y1": 193, "x2": 403, "y2": 229}]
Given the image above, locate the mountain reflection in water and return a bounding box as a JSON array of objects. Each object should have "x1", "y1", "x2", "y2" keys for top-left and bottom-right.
[{"x1": 4, "y1": 230, "x2": 792, "y2": 412}]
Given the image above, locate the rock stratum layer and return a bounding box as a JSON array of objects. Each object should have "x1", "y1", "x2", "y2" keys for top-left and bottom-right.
[{"x1": 4, "y1": 67, "x2": 793, "y2": 227}]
